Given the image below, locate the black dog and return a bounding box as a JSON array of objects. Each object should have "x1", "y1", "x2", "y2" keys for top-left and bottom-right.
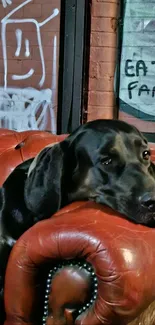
[
  {"x1": 24, "y1": 119, "x2": 155, "y2": 226},
  {"x1": 1, "y1": 119, "x2": 155, "y2": 322}
]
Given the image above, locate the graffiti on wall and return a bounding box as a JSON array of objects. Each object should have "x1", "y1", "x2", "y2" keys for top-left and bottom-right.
[
  {"x1": 1, "y1": 0, "x2": 12, "y2": 8},
  {"x1": 119, "y1": 0, "x2": 155, "y2": 141},
  {"x1": 124, "y1": 59, "x2": 155, "y2": 101},
  {"x1": 0, "y1": 0, "x2": 59, "y2": 132}
]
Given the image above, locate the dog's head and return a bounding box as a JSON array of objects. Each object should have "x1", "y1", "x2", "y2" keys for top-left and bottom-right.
[{"x1": 25, "y1": 119, "x2": 155, "y2": 226}]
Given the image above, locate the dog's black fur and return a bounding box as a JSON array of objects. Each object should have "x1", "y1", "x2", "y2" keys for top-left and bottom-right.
[{"x1": 1, "y1": 119, "x2": 155, "y2": 321}]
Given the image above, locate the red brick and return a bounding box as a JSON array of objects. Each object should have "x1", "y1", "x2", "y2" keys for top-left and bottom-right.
[
  {"x1": 12, "y1": 0, "x2": 59, "y2": 4},
  {"x1": 5, "y1": 32, "x2": 16, "y2": 47},
  {"x1": 91, "y1": 32, "x2": 116, "y2": 47},
  {"x1": 88, "y1": 1, "x2": 119, "y2": 121},
  {"x1": 32, "y1": 46, "x2": 58, "y2": 61},
  {"x1": 98, "y1": 62, "x2": 116, "y2": 77},
  {"x1": 41, "y1": 32, "x2": 59, "y2": 46},
  {"x1": 41, "y1": 4, "x2": 59, "y2": 17},
  {"x1": 87, "y1": 106, "x2": 114, "y2": 121},
  {"x1": 0, "y1": 73, "x2": 4, "y2": 85},
  {"x1": 23, "y1": 4, "x2": 41, "y2": 18},
  {"x1": 89, "y1": 62, "x2": 99, "y2": 78},
  {"x1": 90, "y1": 47, "x2": 117, "y2": 62},
  {"x1": 26, "y1": 32, "x2": 39, "y2": 46},
  {"x1": 0, "y1": 5, "x2": 24, "y2": 18},
  {"x1": 5, "y1": 22, "x2": 37, "y2": 33},
  {"x1": 3, "y1": 11, "x2": 60, "y2": 33},
  {"x1": 6, "y1": 59, "x2": 22, "y2": 74},
  {"x1": 91, "y1": 17, "x2": 118, "y2": 33},
  {"x1": 24, "y1": 74, "x2": 52, "y2": 88},
  {"x1": 5, "y1": 31, "x2": 38, "y2": 46},
  {"x1": 7, "y1": 30, "x2": 57, "y2": 48},
  {"x1": 0, "y1": 60, "x2": 4, "y2": 74},
  {"x1": 34, "y1": 0, "x2": 60, "y2": 4},
  {"x1": 88, "y1": 91, "x2": 115, "y2": 107},
  {"x1": 6, "y1": 74, "x2": 25, "y2": 88},
  {"x1": 92, "y1": 2, "x2": 119, "y2": 18},
  {"x1": 89, "y1": 77, "x2": 114, "y2": 92},
  {"x1": 96, "y1": 0, "x2": 118, "y2": 3},
  {"x1": 22, "y1": 60, "x2": 42, "y2": 74},
  {"x1": 22, "y1": 59, "x2": 58, "y2": 76},
  {"x1": 40, "y1": 16, "x2": 60, "y2": 32},
  {"x1": 0, "y1": 46, "x2": 33, "y2": 60},
  {"x1": 9, "y1": 0, "x2": 27, "y2": 2},
  {"x1": 0, "y1": 7, "x2": 7, "y2": 18}
]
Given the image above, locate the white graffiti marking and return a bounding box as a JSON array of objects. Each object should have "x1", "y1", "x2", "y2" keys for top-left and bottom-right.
[
  {"x1": 1, "y1": 0, "x2": 32, "y2": 89},
  {"x1": 2, "y1": 0, "x2": 32, "y2": 23},
  {"x1": 39, "y1": 8, "x2": 59, "y2": 27},
  {"x1": 15, "y1": 29, "x2": 22, "y2": 57},
  {"x1": 25, "y1": 39, "x2": 30, "y2": 57},
  {"x1": 1, "y1": 3, "x2": 59, "y2": 88},
  {"x1": 15, "y1": 29, "x2": 31, "y2": 59},
  {"x1": 1, "y1": 0, "x2": 12, "y2": 8},
  {"x1": 0, "y1": 87, "x2": 53, "y2": 131},
  {"x1": 12, "y1": 68, "x2": 34, "y2": 80}
]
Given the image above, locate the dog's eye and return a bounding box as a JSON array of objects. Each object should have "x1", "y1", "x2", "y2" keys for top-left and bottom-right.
[
  {"x1": 101, "y1": 157, "x2": 112, "y2": 165},
  {"x1": 143, "y1": 150, "x2": 151, "y2": 160}
]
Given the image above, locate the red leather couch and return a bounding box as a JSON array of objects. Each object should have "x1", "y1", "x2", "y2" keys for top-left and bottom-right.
[{"x1": 1, "y1": 129, "x2": 155, "y2": 325}]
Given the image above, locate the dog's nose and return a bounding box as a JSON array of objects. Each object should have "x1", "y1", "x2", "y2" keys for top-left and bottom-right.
[{"x1": 140, "y1": 193, "x2": 155, "y2": 211}]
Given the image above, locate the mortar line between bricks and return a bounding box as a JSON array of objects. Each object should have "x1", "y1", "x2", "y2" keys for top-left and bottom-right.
[
  {"x1": 91, "y1": 45, "x2": 117, "y2": 47},
  {"x1": 91, "y1": 32, "x2": 116, "y2": 34}
]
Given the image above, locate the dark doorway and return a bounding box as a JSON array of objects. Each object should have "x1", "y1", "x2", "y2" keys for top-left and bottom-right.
[{"x1": 57, "y1": 0, "x2": 90, "y2": 134}]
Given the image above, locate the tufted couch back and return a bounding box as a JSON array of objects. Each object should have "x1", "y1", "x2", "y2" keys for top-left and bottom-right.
[
  {"x1": 0, "y1": 129, "x2": 67, "y2": 186},
  {"x1": 0, "y1": 128, "x2": 155, "y2": 187},
  {"x1": 150, "y1": 144, "x2": 155, "y2": 161}
]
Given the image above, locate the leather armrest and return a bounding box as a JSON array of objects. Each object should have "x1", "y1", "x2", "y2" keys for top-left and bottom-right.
[{"x1": 4, "y1": 201, "x2": 155, "y2": 325}]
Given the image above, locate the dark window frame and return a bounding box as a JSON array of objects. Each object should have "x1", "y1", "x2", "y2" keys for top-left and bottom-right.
[{"x1": 57, "y1": 0, "x2": 90, "y2": 134}]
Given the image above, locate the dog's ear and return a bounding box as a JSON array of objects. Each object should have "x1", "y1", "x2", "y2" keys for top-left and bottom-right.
[
  {"x1": 24, "y1": 129, "x2": 90, "y2": 221},
  {"x1": 24, "y1": 141, "x2": 68, "y2": 221}
]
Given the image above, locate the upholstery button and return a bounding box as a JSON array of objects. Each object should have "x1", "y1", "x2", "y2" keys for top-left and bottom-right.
[{"x1": 15, "y1": 141, "x2": 25, "y2": 150}]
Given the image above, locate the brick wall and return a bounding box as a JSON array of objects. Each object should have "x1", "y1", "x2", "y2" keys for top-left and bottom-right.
[
  {"x1": 0, "y1": 0, "x2": 120, "y2": 130},
  {"x1": 87, "y1": 0, "x2": 120, "y2": 121},
  {"x1": 0, "y1": 0, "x2": 60, "y2": 132}
]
